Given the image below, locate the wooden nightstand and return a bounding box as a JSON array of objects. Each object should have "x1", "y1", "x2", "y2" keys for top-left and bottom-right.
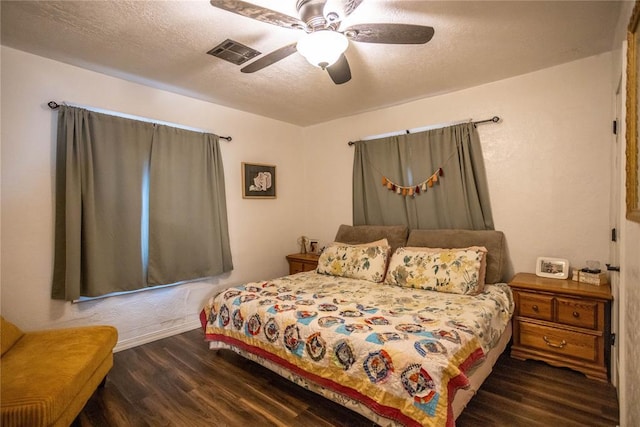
[
  {"x1": 286, "y1": 253, "x2": 320, "y2": 275},
  {"x1": 509, "y1": 272, "x2": 612, "y2": 382}
]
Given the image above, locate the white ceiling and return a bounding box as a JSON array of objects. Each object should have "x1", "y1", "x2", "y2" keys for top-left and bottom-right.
[{"x1": 1, "y1": 0, "x2": 624, "y2": 127}]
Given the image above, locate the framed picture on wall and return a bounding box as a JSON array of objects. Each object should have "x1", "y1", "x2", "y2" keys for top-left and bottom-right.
[{"x1": 242, "y1": 162, "x2": 276, "y2": 199}]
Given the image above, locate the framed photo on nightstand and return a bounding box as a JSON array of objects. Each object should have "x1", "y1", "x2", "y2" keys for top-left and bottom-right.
[{"x1": 535, "y1": 257, "x2": 570, "y2": 279}]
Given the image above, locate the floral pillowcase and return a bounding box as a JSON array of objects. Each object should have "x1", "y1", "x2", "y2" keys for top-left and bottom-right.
[
  {"x1": 316, "y1": 239, "x2": 391, "y2": 283},
  {"x1": 384, "y1": 246, "x2": 488, "y2": 295}
]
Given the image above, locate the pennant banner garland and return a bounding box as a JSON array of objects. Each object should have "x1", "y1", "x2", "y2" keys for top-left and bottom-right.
[{"x1": 381, "y1": 168, "x2": 443, "y2": 197}]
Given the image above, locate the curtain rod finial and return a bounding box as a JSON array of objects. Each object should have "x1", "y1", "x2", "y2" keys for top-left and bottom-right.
[{"x1": 48, "y1": 101, "x2": 60, "y2": 109}]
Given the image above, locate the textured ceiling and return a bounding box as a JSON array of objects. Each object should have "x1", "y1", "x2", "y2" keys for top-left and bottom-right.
[{"x1": 1, "y1": 1, "x2": 623, "y2": 126}]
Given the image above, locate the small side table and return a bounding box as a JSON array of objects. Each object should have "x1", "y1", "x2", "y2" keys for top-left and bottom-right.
[
  {"x1": 286, "y1": 253, "x2": 320, "y2": 275},
  {"x1": 509, "y1": 272, "x2": 612, "y2": 382}
]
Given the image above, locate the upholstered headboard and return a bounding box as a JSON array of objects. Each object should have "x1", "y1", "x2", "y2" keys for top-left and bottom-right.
[
  {"x1": 334, "y1": 224, "x2": 409, "y2": 253},
  {"x1": 333, "y1": 225, "x2": 507, "y2": 284},
  {"x1": 406, "y1": 229, "x2": 507, "y2": 284}
]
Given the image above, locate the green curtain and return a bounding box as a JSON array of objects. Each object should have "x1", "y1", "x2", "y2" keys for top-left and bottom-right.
[
  {"x1": 352, "y1": 122, "x2": 494, "y2": 230},
  {"x1": 52, "y1": 106, "x2": 233, "y2": 300},
  {"x1": 147, "y1": 125, "x2": 233, "y2": 285}
]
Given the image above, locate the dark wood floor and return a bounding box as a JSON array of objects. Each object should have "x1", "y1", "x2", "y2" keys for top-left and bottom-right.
[{"x1": 79, "y1": 329, "x2": 619, "y2": 427}]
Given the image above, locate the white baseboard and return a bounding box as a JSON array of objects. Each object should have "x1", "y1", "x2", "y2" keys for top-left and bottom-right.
[{"x1": 113, "y1": 319, "x2": 202, "y2": 352}]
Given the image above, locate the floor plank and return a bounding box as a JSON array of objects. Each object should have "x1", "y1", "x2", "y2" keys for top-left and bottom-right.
[{"x1": 79, "y1": 329, "x2": 619, "y2": 427}]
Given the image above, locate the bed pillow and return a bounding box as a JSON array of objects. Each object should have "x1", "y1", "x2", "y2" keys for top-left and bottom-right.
[
  {"x1": 404, "y1": 246, "x2": 489, "y2": 289},
  {"x1": 384, "y1": 246, "x2": 488, "y2": 295},
  {"x1": 316, "y1": 241, "x2": 391, "y2": 282}
]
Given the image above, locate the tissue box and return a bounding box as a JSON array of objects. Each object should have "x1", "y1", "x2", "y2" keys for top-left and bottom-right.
[
  {"x1": 571, "y1": 268, "x2": 580, "y2": 281},
  {"x1": 578, "y1": 271, "x2": 608, "y2": 286}
]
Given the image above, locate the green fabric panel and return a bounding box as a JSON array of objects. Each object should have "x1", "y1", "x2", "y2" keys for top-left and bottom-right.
[
  {"x1": 51, "y1": 106, "x2": 233, "y2": 299},
  {"x1": 352, "y1": 122, "x2": 494, "y2": 230},
  {"x1": 52, "y1": 106, "x2": 154, "y2": 299},
  {"x1": 147, "y1": 126, "x2": 233, "y2": 285}
]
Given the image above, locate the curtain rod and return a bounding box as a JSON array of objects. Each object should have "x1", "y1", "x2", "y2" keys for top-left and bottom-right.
[
  {"x1": 47, "y1": 101, "x2": 233, "y2": 141},
  {"x1": 347, "y1": 115, "x2": 500, "y2": 146}
]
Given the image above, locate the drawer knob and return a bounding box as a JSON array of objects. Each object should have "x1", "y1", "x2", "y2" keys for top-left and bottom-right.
[
  {"x1": 532, "y1": 305, "x2": 539, "y2": 312},
  {"x1": 572, "y1": 311, "x2": 580, "y2": 318},
  {"x1": 543, "y1": 335, "x2": 567, "y2": 349}
]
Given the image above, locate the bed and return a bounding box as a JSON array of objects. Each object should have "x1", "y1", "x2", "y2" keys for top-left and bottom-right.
[{"x1": 200, "y1": 225, "x2": 514, "y2": 426}]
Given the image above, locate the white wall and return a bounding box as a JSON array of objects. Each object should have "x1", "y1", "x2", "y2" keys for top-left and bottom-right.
[
  {"x1": 301, "y1": 53, "x2": 614, "y2": 280},
  {"x1": 0, "y1": 46, "x2": 306, "y2": 349}
]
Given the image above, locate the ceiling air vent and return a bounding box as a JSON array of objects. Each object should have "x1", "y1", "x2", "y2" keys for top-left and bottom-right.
[{"x1": 207, "y1": 39, "x2": 261, "y2": 65}]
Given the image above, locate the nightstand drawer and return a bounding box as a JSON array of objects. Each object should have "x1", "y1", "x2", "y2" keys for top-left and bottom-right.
[
  {"x1": 556, "y1": 297, "x2": 597, "y2": 329},
  {"x1": 302, "y1": 263, "x2": 317, "y2": 272},
  {"x1": 286, "y1": 253, "x2": 320, "y2": 275},
  {"x1": 519, "y1": 321, "x2": 597, "y2": 362},
  {"x1": 289, "y1": 261, "x2": 305, "y2": 275},
  {"x1": 518, "y1": 292, "x2": 553, "y2": 321}
]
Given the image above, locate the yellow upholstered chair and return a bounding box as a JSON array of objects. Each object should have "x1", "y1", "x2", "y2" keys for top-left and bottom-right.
[{"x1": 0, "y1": 316, "x2": 117, "y2": 427}]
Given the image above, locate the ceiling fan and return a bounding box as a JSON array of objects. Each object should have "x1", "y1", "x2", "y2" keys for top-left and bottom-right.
[{"x1": 210, "y1": 0, "x2": 435, "y2": 84}]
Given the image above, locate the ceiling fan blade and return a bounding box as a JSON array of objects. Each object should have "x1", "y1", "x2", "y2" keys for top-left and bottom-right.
[
  {"x1": 326, "y1": 54, "x2": 351, "y2": 85},
  {"x1": 344, "y1": 23, "x2": 435, "y2": 44},
  {"x1": 241, "y1": 43, "x2": 298, "y2": 73},
  {"x1": 210, "y1": 0, "x2": 304, "y2": 30},
  {"x1": 343, "y1": 0, "x2": 364, "y2": 17}
]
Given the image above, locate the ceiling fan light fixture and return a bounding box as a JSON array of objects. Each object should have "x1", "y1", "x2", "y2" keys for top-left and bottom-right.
[{"x1": 296, "y1": 30, "x2": 348, "y2": 69}]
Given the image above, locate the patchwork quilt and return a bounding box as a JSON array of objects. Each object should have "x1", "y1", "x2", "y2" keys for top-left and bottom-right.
[{"x1": 200, "y1": 272, "x2": 513, "y2": 427}]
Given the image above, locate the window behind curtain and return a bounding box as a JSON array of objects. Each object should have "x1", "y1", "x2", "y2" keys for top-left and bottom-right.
[
  {"x1": 52, "y1": 106, "x2": 233, "y2": 301},
  {"x1": 147, "y1": 124, "x2": 233, "y2": 285},
  {"x1": 352, "y1": 122, "x2": 494, "y2": 230}
]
